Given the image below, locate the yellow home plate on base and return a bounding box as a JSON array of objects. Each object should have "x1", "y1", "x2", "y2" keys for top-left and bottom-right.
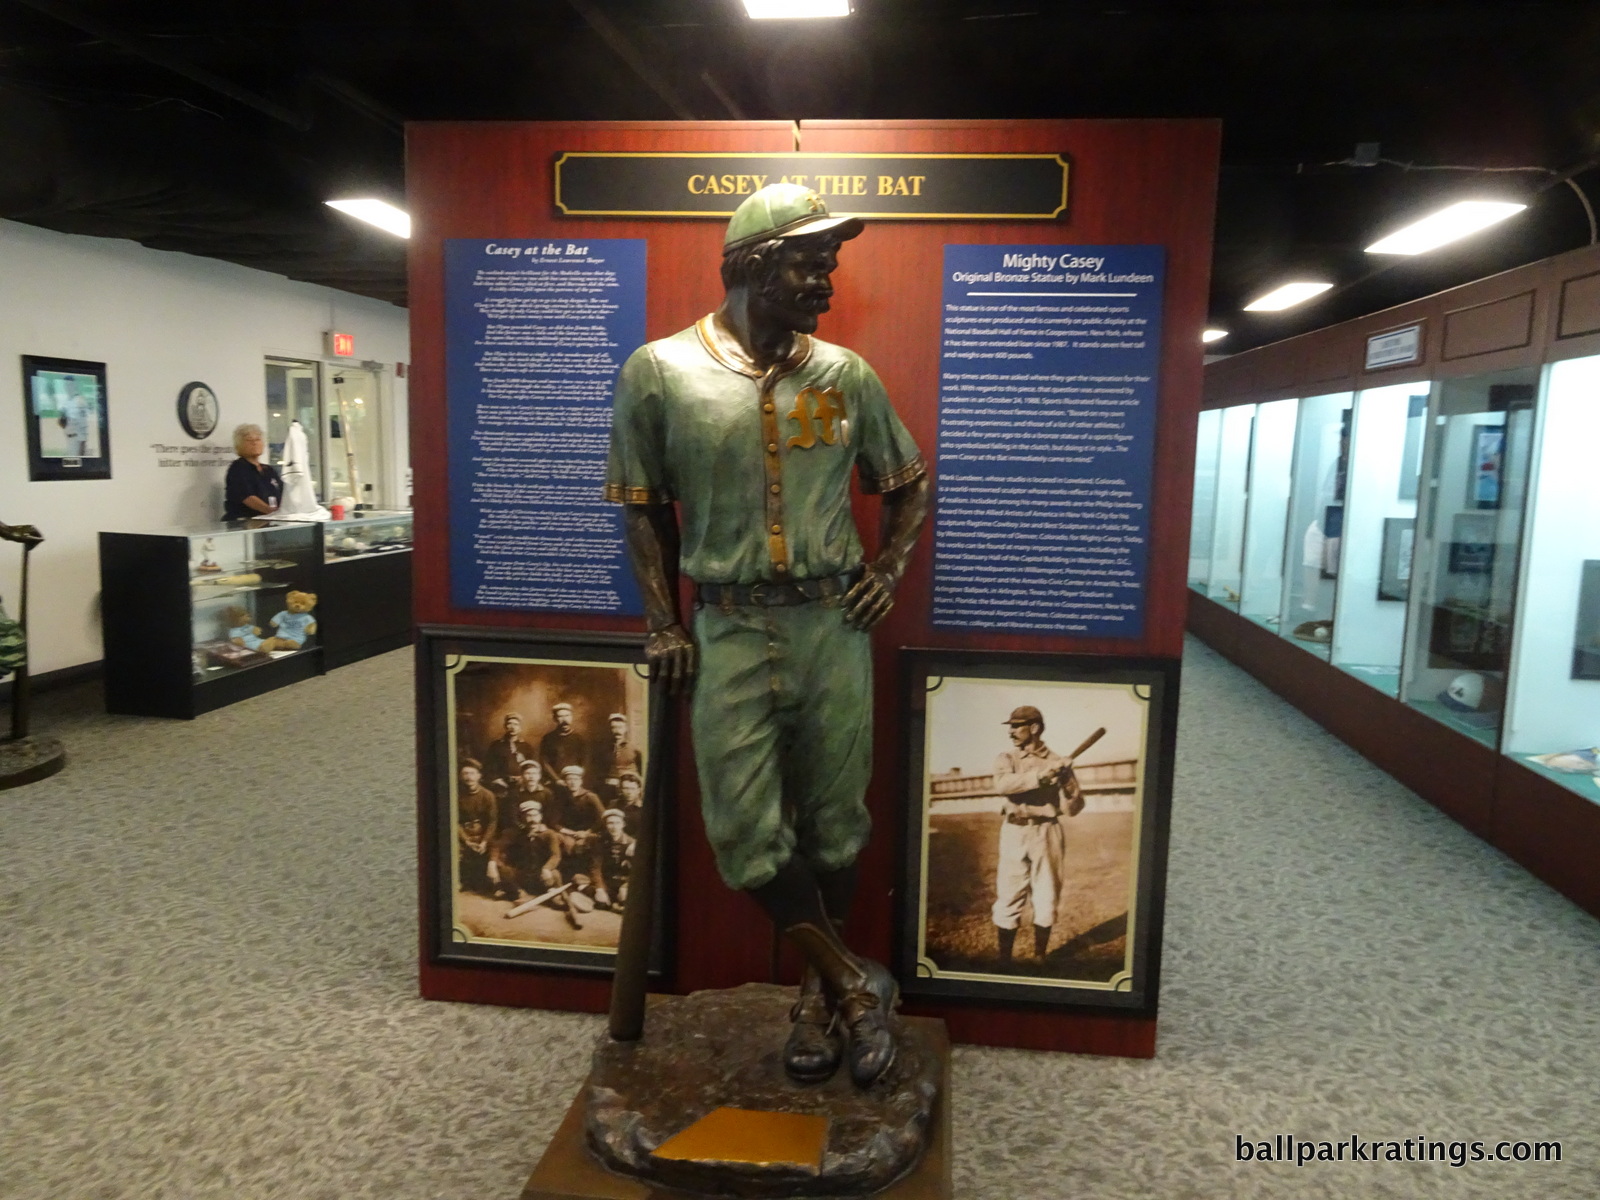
[{"x1": 651, "y1": 1107, "x2": 829, "y2": 1171}]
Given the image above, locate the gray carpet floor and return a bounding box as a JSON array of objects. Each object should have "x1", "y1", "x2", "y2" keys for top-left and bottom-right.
[{"x1": 2, "y1": 637, "x2": 1597, "y2": 1199}]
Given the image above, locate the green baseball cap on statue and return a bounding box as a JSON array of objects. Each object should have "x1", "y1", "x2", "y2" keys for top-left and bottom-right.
[{"x1": 723, "y1": 183, "x2": 865, "y2": 251}]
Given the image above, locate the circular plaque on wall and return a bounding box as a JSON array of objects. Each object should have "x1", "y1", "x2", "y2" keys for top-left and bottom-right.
[{"x1": 177, "y1": 381, "x2": 220, "y2": 440}]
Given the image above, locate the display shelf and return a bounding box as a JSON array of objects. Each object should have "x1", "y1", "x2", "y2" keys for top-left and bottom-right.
[
  {"x1": 100, "y1": 522, "x2": 323, "y2": 718},
  {"x1": 318, "y1": 510, "x2": 414, "y2": 562},
  {"x1": 314, "y1": 511, "x2": 414, "y2": 668}
]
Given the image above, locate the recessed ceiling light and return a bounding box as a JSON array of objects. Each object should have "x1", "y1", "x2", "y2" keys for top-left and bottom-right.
[
  {"x1": 743, "y1": 0, "x2": 851, "y2": 17},
  {"x1": 1201, "y1": 328, "x2": 1228, "y2": 344},
  {"x1": 1365, "y1": 200, "x2": 1527, "y2": 255},
  {"x1": 325, "y1": 198, "x2": 411, "y2": 238},
  {"x1": 1243, "y1": 282, "x2": 1333, "y2": 312}
]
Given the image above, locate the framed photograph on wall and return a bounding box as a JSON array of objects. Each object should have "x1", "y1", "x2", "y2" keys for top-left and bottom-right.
[
  {"x1": 1468, "y1": 424, "x2": 1504, "y2": 510},
  {"x1": 1448, "y1": 512, "x2": 1497, "y2": 576},
  {"x1": 1377, "y1": 516, "x2": 1416, "y2": 602},
  {"x1": 897, "y1": 649, "x2": 1178, "y2": 1014},
  {"x1": 22, "y1": 355, "x2": 111, "y2": 481},
  {"x1": 418, "y1": 626, "x2": 667, "y2": 974}
]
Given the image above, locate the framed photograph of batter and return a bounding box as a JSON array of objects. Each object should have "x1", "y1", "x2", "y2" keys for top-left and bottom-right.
[
  {"x1": 896, "y1": 649, "x2": 1178, "y2": 1014},
  {"x1": 417, "y1": 626, "x2": 669, "y2": 975},
  {"x1": 22, "y1": 355, "x2": 112, "y2": 481}
]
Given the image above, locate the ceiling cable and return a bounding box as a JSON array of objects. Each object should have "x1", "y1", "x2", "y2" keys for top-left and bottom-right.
[{"x1": 9, "y1": 0, "x2": 311, "y2": 130}]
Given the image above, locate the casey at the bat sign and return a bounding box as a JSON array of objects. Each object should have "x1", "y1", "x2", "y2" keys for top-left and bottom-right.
[{"x1": 989, "y1": 707, "x2": 1100, "y2": 962}]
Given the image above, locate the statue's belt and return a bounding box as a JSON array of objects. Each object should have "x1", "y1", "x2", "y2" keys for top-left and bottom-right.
[{"x1": 696, "y1": 568, "x2": 863, "y2": 609}]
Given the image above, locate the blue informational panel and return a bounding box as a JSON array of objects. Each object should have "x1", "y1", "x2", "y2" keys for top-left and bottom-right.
[
  {"x1": 932, "y1": 244, "x2": 1166, "y2": 636},
  {"x1": 445, "y1": 238, "x2": 646, "y2": 614}
]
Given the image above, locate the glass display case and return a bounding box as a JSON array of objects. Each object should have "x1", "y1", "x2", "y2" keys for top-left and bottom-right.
[
  {"x1": 1188, "y1": 408, "x2": 1221, "y2": 594},
  {"x1": 1328, "y1": 382, "x2": 1431, "y2": 696},
  {"x1": 319, "y1": 510, "x2": 413, "y2": 562},
  {"x1": 1399, "y1": 366, "x2": 1539, "y2": 746},
  {"x1": 314, "y1": 510, "x2": 414, "y2": 667},
  {"x1": 1277, "y1": 392, "x2": 1354, "y2": 658},
  {"x1": 1205, "y1": 404, "x2": 1255, "y2": 610},
  {"x1": 100, "y1": 522, "x2": 323, "y2": 718},
  {"x1": 1238, "y1": 397, "x2": 1298, "y2": 632},
  {"x1": 1503, "y1": 353, "x2": 1600, "y2": 798}
]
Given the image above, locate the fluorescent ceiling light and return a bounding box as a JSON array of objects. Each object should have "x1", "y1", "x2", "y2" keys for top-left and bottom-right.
[
  {"x1": 1365, "y1": 200, "x2": 1526, "y2": 255},
  {"x1": 743, "y1": 0, "x2": 851, "y2": 17},
  {"x1": 1201, "y1": 328, "x2": 1228, "y2": 344},
  {"x1": 1243, "y1": 282, "x2": 1332, "y2": 312},
  {"x1": 325, "y1": 198, "x2": 411, "y2": 238}
]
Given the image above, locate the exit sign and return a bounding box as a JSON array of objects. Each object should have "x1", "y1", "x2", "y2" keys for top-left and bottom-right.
[{"x1": 325, "y1": 331, "x2": 355, "y2": 357}]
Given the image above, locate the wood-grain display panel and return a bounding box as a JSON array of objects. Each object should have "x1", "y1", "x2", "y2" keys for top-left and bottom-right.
[
  {"x1": 408, "y1": 119, "x2": 1220, "y2": 1054},
  {"x1": 408, "y1": 121, "x2": 797, "y2": 1013},
  {"x1": 1491, "y1": 757, "x2": 1600, "y2": 920},
  {"x1": 1441, "y1": 290, "x2": 1536, "y2": 361}
]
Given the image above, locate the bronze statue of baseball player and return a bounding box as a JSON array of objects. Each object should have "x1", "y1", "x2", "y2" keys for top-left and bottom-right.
[{"x1": 605, "y1": 184, "x2": 929, "y2": 1087}]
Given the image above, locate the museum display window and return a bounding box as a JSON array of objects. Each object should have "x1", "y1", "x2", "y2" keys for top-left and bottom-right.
[
  {"x1": 1399, "y1": 366, "x2": 1539, "y2": 747},
  {"x1": 1205, "y1": 404, "x2": 1255, "y2": 611},
  {"x1": 315, "y1": 510, "x2": 414, "y2": 667},
  {"x1": 265, "y1": 357, "x2": 323, "y2": 495},
  {"x1": 1502, "y1": 353, "x2": 1600, "y2": 798},
  {"x1": 1238, "y1": 397, "x2": 1298, "y2": 632},
  {"x1": 1275, "y1": 391, "x2": 1353, "y2": 658},
  {"x1": 327, "y1": 366, "x2": 386, "y2": 511},
  {"x1": 1328, "y1": 382, "x2": 1431, "y2": 696},
  {"x1": 1188, "y1": 407, "x2": 1221, "y2": 594},
  {"x1": 320, "y1": 510, "x2": 413, "y2": 561},
  {"x1": 100, "y1": 522, "x2": 323, "y2": 717},
  {"x1": 265, "y1": 360, "x2": 392, "y2": 510}
]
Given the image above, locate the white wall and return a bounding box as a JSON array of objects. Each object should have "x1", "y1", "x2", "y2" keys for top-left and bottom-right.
[
  {"x1": 1505, "y1": 355, "x2": 1600, "y2": 756},
  {"x1": 0, "y1": 219, "x2": 409, "y2": 675}
]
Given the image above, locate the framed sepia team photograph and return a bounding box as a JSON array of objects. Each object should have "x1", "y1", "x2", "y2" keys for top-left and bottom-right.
[
  {"x1": 896, "y1": 649, "x2": 1178, "y2": 1014},
  {"x1": 22, "y1": 354, "x2": 112, "y2": 481},
  {"x1": 418, "y1": 626, "x2": 667, "y2": 974}
]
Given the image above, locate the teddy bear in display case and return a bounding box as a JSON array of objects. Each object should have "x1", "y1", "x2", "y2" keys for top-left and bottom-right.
[
  {"x1": 256, "y1": 590, "x2": 317, "y2": 653},
  {"x1": 224, "y1": 604, "x2": 263, "y2": 650}
]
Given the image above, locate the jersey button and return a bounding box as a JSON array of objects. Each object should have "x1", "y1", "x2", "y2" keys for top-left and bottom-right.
[
  {"x1": 766, "y1": 443, "x2": 777, "y2": 453},
  {"x1": 770, "y1": 524, "x2": 781, "y2": 534},
  {"x1": 769, "y1": 484, "x2": 781, "y2": 494},
  {"x1": 775, "y1": 563, "x2": 788, "y2": 573},
  {"x1": 763, "y1": 403, "x2": 774, "y2": 413}
]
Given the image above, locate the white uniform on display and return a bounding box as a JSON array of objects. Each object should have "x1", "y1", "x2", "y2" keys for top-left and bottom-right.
[{"x1": 274, "y1": 420, "x2": 329, "y2": 521}]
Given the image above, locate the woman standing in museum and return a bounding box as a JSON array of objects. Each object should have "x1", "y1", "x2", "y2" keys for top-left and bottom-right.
[{"x1": 223, "y1": 423, "x2": 282, "y2": 520}]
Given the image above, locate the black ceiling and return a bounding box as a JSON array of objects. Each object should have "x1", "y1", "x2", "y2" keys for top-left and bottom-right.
[{"x1": 3, "y1": 0, "x2": 1598, "y2": 350}]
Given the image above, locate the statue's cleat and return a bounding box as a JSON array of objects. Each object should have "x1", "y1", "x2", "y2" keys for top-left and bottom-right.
[
  {"x1": 783, "y1": 968, "x2": 843, "y2": 1084},
  {"x1": 838, "y1": 958, "x2": 899, "y2": 1088}
]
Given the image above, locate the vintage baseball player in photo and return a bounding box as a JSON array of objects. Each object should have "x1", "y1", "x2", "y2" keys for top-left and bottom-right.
[
  {"x1": 605, "y1": 183, "x2": 929, "y2": 1088},
  {"x1": 991, "y1": 707, "x2": 1100, "y2": 962}
]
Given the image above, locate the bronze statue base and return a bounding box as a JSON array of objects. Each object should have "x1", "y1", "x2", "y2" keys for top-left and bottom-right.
[
  {"x1": 0, "y1": 735, "x2": 65, "y2": 791},
  {"x1": 522, "y1": 984, "x2": 949, "y2": 1200}
]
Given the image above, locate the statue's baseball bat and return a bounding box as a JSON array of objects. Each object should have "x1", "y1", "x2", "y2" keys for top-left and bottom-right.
[
  {"x1": 1066, "y1": 726, "x2": 1107, "y2": 764},
  {"x1": 609, "y1": 671, "x2": 670, "y2": 1041}
]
